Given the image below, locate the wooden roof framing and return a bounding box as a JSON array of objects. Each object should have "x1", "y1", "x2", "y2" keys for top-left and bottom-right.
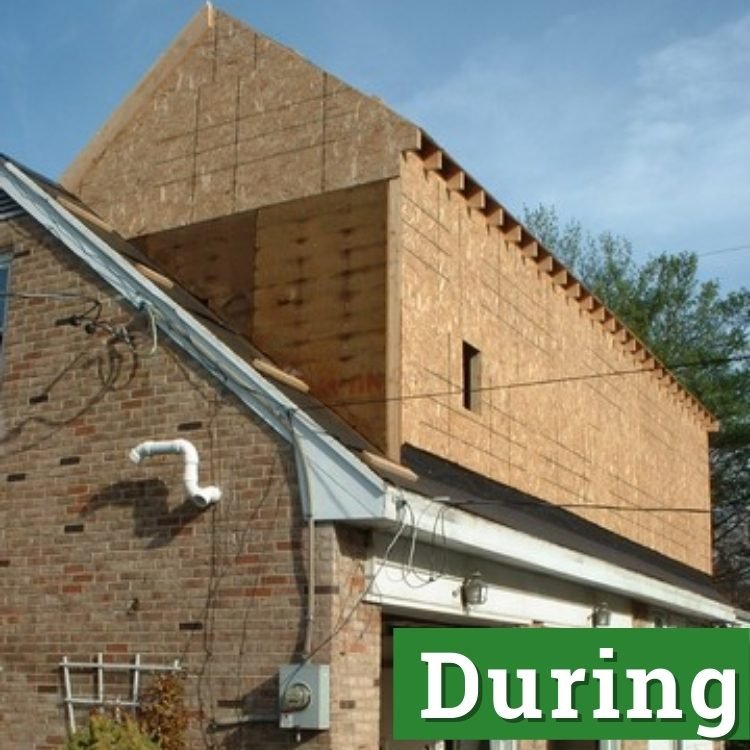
[{"x1": 408, "y1": 132, "x2": 718, "y2": 431}]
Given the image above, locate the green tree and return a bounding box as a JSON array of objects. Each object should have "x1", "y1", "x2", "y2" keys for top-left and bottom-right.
[{"x1": 524, "y1": 205, "x2": 750, "y2": 606}]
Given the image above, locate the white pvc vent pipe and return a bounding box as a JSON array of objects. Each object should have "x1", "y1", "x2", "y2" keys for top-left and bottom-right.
[{"x1": 129, "y1": 438, "x2": 221, "y2": 508}]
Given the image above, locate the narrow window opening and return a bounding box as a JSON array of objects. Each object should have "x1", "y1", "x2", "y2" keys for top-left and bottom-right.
[{"x1": 462, "y1": 341, "x2": 481, "y2": 412}]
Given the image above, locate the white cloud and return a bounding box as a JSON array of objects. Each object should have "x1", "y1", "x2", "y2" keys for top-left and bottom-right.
[
  {"x1": 397, "y1": 9, "x2": 750, "y2": 288},
  {"x1": 584, "y1": 12, "x2": 750, "y2": 232}
]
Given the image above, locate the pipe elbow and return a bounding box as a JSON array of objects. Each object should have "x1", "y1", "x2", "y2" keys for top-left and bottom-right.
[
  {"x1": 187, "y1": 485, "x2": 222, "y2": 508},
  {"x1": 128, "y1": 438, "x2": 221, "y2": 508}
]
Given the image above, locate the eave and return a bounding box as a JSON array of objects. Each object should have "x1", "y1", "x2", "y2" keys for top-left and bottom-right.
[{"x1": 405, "y1": 131, "x2": 719, "y2": 432}]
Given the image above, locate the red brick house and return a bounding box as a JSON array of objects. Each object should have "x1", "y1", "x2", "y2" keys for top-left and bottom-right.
[{"x1": 0, "y1": 6, "x2": 733, "y2": 750}]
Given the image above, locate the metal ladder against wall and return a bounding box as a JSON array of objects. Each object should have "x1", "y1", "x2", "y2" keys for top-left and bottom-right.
[{"x1": 59, "y1": 653, "x2": 182, "y2": 735}]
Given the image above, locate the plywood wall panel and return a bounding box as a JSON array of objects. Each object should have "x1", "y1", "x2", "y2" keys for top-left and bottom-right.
[
  {"x1": 66, "y1": 12, "x2": 419, "y2": 238},
  {"x1": 252, "y1": 181, "x2": 389, "y2": 450},
  {"x1": 398, "y1": 152, "x2": 712, "y2": 571}
]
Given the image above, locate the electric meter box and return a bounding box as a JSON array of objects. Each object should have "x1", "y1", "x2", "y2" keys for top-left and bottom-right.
[{"x1": 278, "y1": 663, "x2": 330, "y2": 730}]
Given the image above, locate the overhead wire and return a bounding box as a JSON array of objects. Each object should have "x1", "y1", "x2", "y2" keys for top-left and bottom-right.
[
  {"x1": 285, "y1": 353, "x2": 750, "y2": 417},
  {"x1": 0, "y1": 289, "x2": 102, "y2": 319},
  {"x1": 697, "y1": 242, "x2": 750, "y2": 258},
  {"x1": 302, "y1": 501, "x2": 410, "y2": 664}
]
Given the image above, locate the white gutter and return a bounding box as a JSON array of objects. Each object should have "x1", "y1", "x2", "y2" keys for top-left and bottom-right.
[
  {"x1": 130, "y1": 439, "x2": 221, "y2": 508},
  {"x1": 383, "y1": 487, "x2": 736, "y2": 624}
]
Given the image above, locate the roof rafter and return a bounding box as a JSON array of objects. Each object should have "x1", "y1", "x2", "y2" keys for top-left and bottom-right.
[{"x1": 410, "y1": 136, "x2": 717, "y2": 429}]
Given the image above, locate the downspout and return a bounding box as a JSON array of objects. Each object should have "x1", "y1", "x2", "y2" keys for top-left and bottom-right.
[
  {"x1": 129, "y1": 439, "x2": 221, "y2": 508},
  {"x1": 290, "y1": 414, "x2": 316, "y2": 661}
]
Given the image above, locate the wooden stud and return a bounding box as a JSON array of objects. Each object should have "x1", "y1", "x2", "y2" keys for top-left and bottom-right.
[
  {"x1": 385, "y1": 178, "x2": 404, "y2": 460},
  {"x1": 591, "y1": 304, "x2": 607, "y2": 322},
  {"x1": 421, "y1": 143, "x2": 443, "y2": 172},
  {"x1": 520, "y1": 239, "x2": 539, "y2": 258},
  {"x1": 465, "y1": 186, "x2": 486, "y2": 211},
  {"x1": 252, "y1": 359, "x2": 310, "y2": 393},
  {"x1": 134, "y1": 263, "x2": 175, "y2": 290},
  {"x1": 444, "y1": 166, "x2": 465, "y2": 192},
  {"x1": 565, "y1": 282, "x2": 582, "y2": 299},
  {"x1": 552, "y1": 267, "x2": 568, "y2": 286},
  {"x1": 57, "y1": 195, "x2": 114, "y2": 232},
  {"x1": 579, "y1": 292, "x2": 595, "y2": 310},
  {"x1": 361, "y1": 451, "x2": 419, "y2": 483},
  {"x1": 411, "y1": 129, "x2": 425, "y2": 152},
  {"x1": 484, "y1": 203, "x2": 504, "y2": 227},
  {"x1": 503, "y1": 224, "x2": 523, "y2": 244},
  {"x1": 537, "y1": 254, "x2": 554, "y2": 273}
]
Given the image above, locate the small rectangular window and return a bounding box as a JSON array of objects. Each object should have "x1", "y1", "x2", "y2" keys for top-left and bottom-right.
[{"x1": 462, "y1": 341, "x2": 481, "y2": 412}]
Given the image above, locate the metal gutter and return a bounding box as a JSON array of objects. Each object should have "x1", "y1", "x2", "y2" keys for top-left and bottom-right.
[{"x1": 380, "y1": 487, "x2": 736, "y2": 624}]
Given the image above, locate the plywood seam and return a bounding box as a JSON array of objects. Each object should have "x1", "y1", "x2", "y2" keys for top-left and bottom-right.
[{"x1": 62, "y1": 6, "x2": 213, "y2": 192}]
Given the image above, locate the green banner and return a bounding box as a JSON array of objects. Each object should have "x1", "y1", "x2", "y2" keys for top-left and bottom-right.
[{"x1": 393, "y1": 628, "x2": 750, "y2": 740}]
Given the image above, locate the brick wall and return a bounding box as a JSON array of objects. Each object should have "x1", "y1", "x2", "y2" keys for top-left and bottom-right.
[
  {"x1": 396, "y1": 152, "x2": 713, "y2": 572},
  {"x1": 327, "y1": 525, "x2": 381, "y2": 750},
  {"x1": 0, "y1": 214, "x2": 381, "y2": 749}
]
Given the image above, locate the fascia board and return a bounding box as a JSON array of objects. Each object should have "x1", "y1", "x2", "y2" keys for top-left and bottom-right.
[{"x1": 383, "y1": 487, "x2": 735, "y2": 624}]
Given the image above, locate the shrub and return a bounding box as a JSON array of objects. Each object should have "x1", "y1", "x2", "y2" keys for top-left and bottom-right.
[
  {"x1": 138, "y1": 673, "x2": 188, "y2": 750},
  {"x1": 64, "y1": 712, "x2": 160, "y2": 750}
]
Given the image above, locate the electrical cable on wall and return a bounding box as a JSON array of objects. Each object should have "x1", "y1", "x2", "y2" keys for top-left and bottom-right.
[{"x1": 302, "y1": 500, "x2": 411, "y2": 665}]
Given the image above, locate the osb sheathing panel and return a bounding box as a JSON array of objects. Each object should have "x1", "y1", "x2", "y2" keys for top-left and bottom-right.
[
  {"x1": 132, "y1": 210, "x2": 257, "y2": 333},
  {"x1": 252, "y1": 181, "x2": 389, "y2": 451},
  {"x1": 66, "y1": 11, "x2": 419, "y2": 238},
  {"x1": 398, "y1": 152, "x2": 712, "y2": 572},
  {"x1": 127, "y1": 181, "x2": 388, "y2": 450}
]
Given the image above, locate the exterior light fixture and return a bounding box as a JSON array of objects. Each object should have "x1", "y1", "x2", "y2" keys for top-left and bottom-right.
[
  {"x1": 461, "y1": 571, "x2": 488, "y2": 608},
  {"x1": 592, "y1": 601, "x2": 611, "y2": 627}
]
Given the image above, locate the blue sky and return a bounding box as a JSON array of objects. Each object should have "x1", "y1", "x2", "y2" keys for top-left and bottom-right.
[{"x1": 2, "y1": 1, "x2": 749, "y2": 289}]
